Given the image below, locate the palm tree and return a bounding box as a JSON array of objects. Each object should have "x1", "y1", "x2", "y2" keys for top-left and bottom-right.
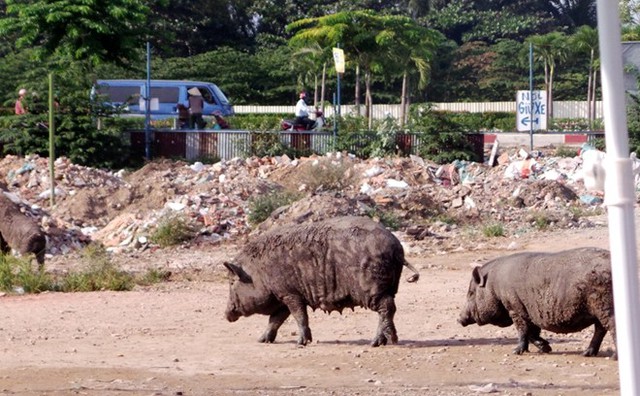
[
  {"x1": 376, "y1": 16, "x2": 443, "y2": 125},
  {"x1": 545, "y1": 0, "x2": 597, "y2": 28},
  {"x1": 287, "y1": 11, "x2": 390, "y2": 125},
  {"x1": 528, "y1": 32, "x2": 568, "y2": 120},
  {"x1": 290, "y1": 42, "x2": 328, "y2": 109},
  {"x1": 288, "y1": 11, "x2": 441, "y2": 128},
  {"x1": 570, "y1": 25, "x2": 599, "y2": 129}
]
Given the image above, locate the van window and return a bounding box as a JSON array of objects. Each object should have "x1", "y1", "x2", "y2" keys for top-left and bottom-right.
[
  {"x1": 99, "y1": 85, "x2": 139, "y2": 104},
  {"x1": 210, "y1": 84, "x2": 230, "y2": 105},
  {"x1": 150, "y1": 86, "x2": 180, "y2": 103},
  {"x1": 188, "y1": 86, "x2": 217, "y2": 105}
]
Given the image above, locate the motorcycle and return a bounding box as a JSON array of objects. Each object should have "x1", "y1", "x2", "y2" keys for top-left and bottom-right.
[{"x1": 281, "y1": 108, "x2": 326, "y2": 131}]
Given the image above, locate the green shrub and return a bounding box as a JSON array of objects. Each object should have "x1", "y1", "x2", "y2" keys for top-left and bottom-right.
[
  {"x1": 150, "y1": 214, "x2": 197, "y2": 248},
  {"x1": 482, "y1": 222, "x2": 505, "y2": 237},
  {"x1": 0, "y1": 62, "x2": 136, "y2": 170},
  {"x1": 554, "y1": 145, "x2": 578, "y2": 158},
  {"x1": 136, "y1": 268, "x2": 172, "y2": 286},
  {"x1": 569, "y1": 205, "x2": 605, "y2": 219},
  {"x1": 529, "y1": 211, "x2": 551, "y2": 231},
  {"x1": 0, "y1": 254, "x2": 52, "y2": 293},
  {"x1": 248, "y1": 190, "x2": 302, "y2": 225},
  {"x1": 60, "y1": 243, "x2": 134, "y2": 292},
  {"x1": 231, "y1": 113, "x2": 287, "y2": 130},
  {"x1": 0, "y1": 244, "x2": 169, "y2": 294},
  {"x1": 365, "y1": 209, "x2": 402, "y2": 231},
  {"x1": 434, "y1": 213, "x2": 458, "y2": 225},
  {"x1": 550, "y1": 118, "x2": 604, "y2": 132},
  {"x1": 406, "y1": 106, "x2": 480, "y2": 163}
]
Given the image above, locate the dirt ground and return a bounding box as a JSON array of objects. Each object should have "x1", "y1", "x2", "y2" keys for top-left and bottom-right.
[{"x1": 0, "y1": 212, "x2": 626, "y2": 396}]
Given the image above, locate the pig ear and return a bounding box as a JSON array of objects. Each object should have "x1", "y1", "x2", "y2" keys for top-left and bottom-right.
[
  {"x1": 223, "y1": 262, "x2": 253, "y2": 284},
  {"x1": 472, "y1": 266, "x2": 488, "y2": 288}
]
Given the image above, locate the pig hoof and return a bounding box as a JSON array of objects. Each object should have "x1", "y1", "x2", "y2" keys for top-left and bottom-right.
[
  {"x1": 258, "y1": 332, "x2": 277, "y2": 343},
  {"x1": 297, "y1": 329, "x2": 312, "y2": 346},
  {"x1": 371, "y1": 335, "x2": 387, "y2": 347},
  {"x1": 513, "y1": 345, "x2": 528, "y2": 355},
  {"x1": 583, "y1": 348, "x2": 599, "y2": 357},
  {"x1": 533, "y1": 341, "x2": 552, "y2": 353}
]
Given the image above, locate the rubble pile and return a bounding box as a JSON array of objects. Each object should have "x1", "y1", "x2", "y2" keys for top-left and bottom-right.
[{"x1": 0, "y1": 145, "x2": 615, "y2": 260}]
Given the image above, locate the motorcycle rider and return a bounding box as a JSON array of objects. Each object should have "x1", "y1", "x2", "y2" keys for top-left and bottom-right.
[{"x1": 294, "y1": 91, "x2": 315, "y2": 130}]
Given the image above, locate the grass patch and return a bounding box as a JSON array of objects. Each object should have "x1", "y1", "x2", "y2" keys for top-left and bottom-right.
[
  {"x1": 137, "y1": 267, "x2": 172, "y2": 286},
  {"x1": 569, "y1": 205, "x2": 605, "y2": 219},
  {"x1": 366, "y1": 208, "x2": 402, "y2": 231},
  {"x1": 60, "y1": 243, "x2": 134, "y2": 292},
  {"x1": 150, "y1": 213, "x2": 197, "y2": 247},
  {"x1": 482, "y1": 222, "x2": 505, "y2": 237},
  {"x1": 554, "y1": 145, "x2": 579, "y2": 158},
  {"x1": 0, "y1": 255, "x2": 52, "y2": 293},
  {"x1": 247, "y1": 190, "x2": 302, "y2": 225},
  {"x1": 0, "y1": 244, "x2": 170, "y2": 295},
  {"x1": 528, "y1": 211, "x2": 552, "y2": 231},
  {"x1": 433, "y1": 213, "x2": 458, "y2": 225}
]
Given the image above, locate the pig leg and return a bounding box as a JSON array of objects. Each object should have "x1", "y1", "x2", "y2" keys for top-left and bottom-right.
[
  {"x1": 259, "y1": 306, "x2": 290, "y2": 343},
  {"x1": 512, "y1": 316, "x2": 531, "y2": 355},
  {"x1": 371, "y1": 295, "x2": 398, "y2": 347},
  {"x1": 527, "y1": 326, "x2": 552, "y2": 353},
  {"x1": 0, "y1": 234, "x2": 8, "y2": 255},
  {"x1": 583, "y1": 322, "x2": 607, "y2": 357},
  {"x1": 283, "y1": 297, "x2": 312, "y2": 345}
]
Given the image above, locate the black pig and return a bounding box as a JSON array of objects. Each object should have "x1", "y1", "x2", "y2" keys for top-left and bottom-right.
[
  {"x1": 458, "y1": 247, "x2": 616, "y2": 358},
  {"x1": 224, "y1": 216, "x2": 419, "y2": 346}
]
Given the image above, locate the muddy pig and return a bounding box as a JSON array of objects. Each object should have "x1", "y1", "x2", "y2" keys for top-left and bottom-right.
[
  {"x1": 458, "y1": 247, "x2": 616, "y2": 358},
  {"x1": 0, "y1": 192, "x2": 46, "y2": 267},
  {"x1": 224, "y1": 216, "x2": 420, "y2": 347}
]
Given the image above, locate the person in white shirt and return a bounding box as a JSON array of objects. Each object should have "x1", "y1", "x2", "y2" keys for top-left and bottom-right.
[{"x1": 294, "y1": 91, "x2": 314, "y2": 129}]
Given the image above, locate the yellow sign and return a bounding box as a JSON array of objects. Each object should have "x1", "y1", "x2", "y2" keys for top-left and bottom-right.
[{"x1": 332, "y1": 48, "x2": 345, "y2": 74}]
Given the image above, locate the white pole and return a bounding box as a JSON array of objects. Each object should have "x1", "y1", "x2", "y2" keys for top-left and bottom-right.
[{"x1": 596, "y1": 1, "x2": 640, "y2": 394}]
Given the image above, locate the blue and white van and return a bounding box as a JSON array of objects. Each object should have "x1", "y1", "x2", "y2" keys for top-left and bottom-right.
[{"x1": 93, "y1": 79, "x2": 234, "y2": 117}]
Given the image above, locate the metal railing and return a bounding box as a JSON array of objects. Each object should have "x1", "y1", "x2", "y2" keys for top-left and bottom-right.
[
  {"x1": 128, "y1": 129, "x2": 429, "y2": 161},
  {"x1": 127, "y1": 129, "x2": 602, "y2": 163}
]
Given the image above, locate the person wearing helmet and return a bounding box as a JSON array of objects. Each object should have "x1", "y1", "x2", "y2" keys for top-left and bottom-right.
[
  {"x1": 294, "y1": 91, "x2": 314, "y2": 130},
  {"x1": 15, "y1": 88, "x2": 26, "y2": 115}
]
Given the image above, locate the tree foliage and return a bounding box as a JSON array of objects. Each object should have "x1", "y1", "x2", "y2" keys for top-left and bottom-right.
[{"x1": 0, "y1": 0, "x2": 154, "y2": 67}]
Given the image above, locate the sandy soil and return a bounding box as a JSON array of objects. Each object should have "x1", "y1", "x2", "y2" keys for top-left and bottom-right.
[{"x1": 0, "y1": 218, "x2": 625, "y2": 396}]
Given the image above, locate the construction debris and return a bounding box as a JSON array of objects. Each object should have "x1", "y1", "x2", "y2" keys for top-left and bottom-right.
[{"x1": 0, "y1": 146, "x2": 625, "y2": 261}]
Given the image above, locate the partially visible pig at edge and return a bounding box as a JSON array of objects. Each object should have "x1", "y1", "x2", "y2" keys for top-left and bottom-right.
[{"x1": 458, "y1": 247, "x2": 616, "y2": 358}]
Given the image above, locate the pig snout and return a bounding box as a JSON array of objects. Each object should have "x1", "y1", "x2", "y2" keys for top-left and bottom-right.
[
  {"x1": 225, "y1": 304, "x2": 241, "y2": 322},
  {"x1": 458, "y1": 310, "x2": 475, "y2": 327},
  {"x1": 225, "y1": 310, "x2": 240, "y2": 322}
]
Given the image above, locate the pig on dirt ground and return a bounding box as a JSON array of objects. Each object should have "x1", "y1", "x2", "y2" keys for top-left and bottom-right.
[
  {"x1": 223, "y1": 216, "x2": 420, "y2": 347},
  {"x1": 0, "y1": 193, "x2": 46, "y2": 267},
  {"x1": 458, "y1": 247, "x2": 616, "y2": 358}
]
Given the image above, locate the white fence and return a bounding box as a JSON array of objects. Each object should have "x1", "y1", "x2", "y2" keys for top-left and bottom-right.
[{"x1": 234, "y1": 101, "x2": 604, "y2": 120}]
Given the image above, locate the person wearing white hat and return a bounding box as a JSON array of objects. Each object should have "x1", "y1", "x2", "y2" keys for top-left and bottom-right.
[{"x1": 14, "y1": 88, "x2": 26, "y2": 115}]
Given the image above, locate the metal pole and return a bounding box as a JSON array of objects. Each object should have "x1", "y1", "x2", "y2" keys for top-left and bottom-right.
[
  {"x1": 596, "y1": 1, "x2": 640, "y2": 394},
  {"x1": 48, "y1": 73, "x2": 55, "y2": 207},
  {"x1": 145, "y1": 42, "x2": 151, "y2": 160},
  {"x1": 332, "y1": 92, "x2": 338, "y2": 151},
  {"x1": 529, "y1": 42, "x2": 534, "y2": 152}
]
